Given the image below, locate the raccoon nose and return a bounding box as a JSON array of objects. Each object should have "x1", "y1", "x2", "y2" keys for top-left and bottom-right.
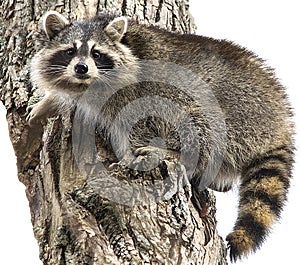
[{"x1": 74, "y1": 62, "x2": 89, "y2": 74}]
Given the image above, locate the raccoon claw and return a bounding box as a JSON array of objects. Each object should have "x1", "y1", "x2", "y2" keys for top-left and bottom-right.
[
  {"x1": 109, "y1": 146, "x2": 166, "y2": 172},
  {"x1": 134, "y1": 146, "x2": 165, "y2": 157},
  {"x1": 133, "y1": 146, "x2": 180, "y2": 171},
  {"x1": 132, "y1": 146, "x2": 165, "y2": 171},
  {"x1": 26, "y1": 104, "x2": 42, "y2": 126},
  {"x1": 26, "y1": 105, "x2": 36, "y2": 125}
]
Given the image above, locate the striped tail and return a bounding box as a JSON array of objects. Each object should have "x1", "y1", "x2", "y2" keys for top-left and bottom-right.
[{"x1": 226, "y1": 147, "x2": 294, "y2": 262}]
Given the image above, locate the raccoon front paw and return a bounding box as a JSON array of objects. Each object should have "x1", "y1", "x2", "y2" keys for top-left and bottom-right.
[
  {"x1": 131, "y1": 146, "x2": 165, "y2": 171},
  {"x1": 226, "y1": 229, "x2": 253, "y2": 262},
  {"x1": 109, "y1": 146, "x2": 167, "y2": 172},
  {"x1": 26, "y1": 102, "x2": 50, "y2": 126},
  {"x1": 26, "y1": 104, "x2": 40, "y2": 126}
]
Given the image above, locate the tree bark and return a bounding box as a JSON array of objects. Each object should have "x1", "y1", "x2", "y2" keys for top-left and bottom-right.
[{"x1": 0, "y1": 0, "x2": 227, "y2": 264}]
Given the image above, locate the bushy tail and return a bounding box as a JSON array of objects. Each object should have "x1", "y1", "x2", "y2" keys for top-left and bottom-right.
[{"x1": 226, "y1": 147, "x2": 293, "y2": 262}]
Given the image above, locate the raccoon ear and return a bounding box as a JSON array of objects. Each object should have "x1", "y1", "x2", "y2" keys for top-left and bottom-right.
[
  {"x1": 104, "y1": 16, "x2": 128, "y2": 42},
  {"x1": 43, "y1": 11, "x2": 70, "y2": 39}
]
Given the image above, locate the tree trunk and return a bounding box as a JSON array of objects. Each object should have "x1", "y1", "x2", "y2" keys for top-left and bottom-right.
[{"x1": 0, "y1": 0, "x2": 227, "y2": 264}]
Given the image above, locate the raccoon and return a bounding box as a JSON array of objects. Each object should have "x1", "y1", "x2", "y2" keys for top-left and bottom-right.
[{"x1": 28, "y1": 11, "x2": 295, "y2": 262}]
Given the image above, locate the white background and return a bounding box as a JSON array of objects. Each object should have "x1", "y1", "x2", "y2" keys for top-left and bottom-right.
[{"x1": 0, "y1": 0, "x2": 299, "y2": 264}]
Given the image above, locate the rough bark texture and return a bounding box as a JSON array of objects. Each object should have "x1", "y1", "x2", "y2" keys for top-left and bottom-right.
[{"x1": 0, "y1": 0, "x2": 227, "y2": 264}]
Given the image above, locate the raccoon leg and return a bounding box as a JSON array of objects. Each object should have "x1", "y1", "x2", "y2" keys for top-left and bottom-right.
[
  {"x1": 226, "y1": 147, "x2": 293, "y2": 262},
  {"x1": 26, "y1": 94, "x2": 58, "y2": 126}
]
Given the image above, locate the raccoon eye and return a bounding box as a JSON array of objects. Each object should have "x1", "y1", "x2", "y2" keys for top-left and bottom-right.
[
  {"x1": 92, "y1": 50, "x2": 102, "y2": 59},
  {"x1": 65, "y1": 48, "x2": 76, "y2": 57}
]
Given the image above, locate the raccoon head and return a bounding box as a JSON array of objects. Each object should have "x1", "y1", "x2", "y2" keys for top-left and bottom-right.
[{"x1": 31, "y1": 11, "x2": 138, "y2": 93}]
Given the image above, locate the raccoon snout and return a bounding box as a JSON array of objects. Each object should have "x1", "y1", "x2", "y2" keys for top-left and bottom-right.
[{"x1": 74, "y1": 62, "x2": 89, "y2": 74}]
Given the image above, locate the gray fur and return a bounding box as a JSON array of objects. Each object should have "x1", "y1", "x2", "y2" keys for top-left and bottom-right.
[{"x1": 28, "y1": 11, "x2": 295, "y2": 262}]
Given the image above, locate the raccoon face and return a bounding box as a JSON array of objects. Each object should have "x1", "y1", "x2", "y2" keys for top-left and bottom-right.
[
  {"x1": 31, "y1": 11, "x2": 137, "y2": 93},
  {"x1": 45, "y1": 39, "x2": 115, "y2": 87}
]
